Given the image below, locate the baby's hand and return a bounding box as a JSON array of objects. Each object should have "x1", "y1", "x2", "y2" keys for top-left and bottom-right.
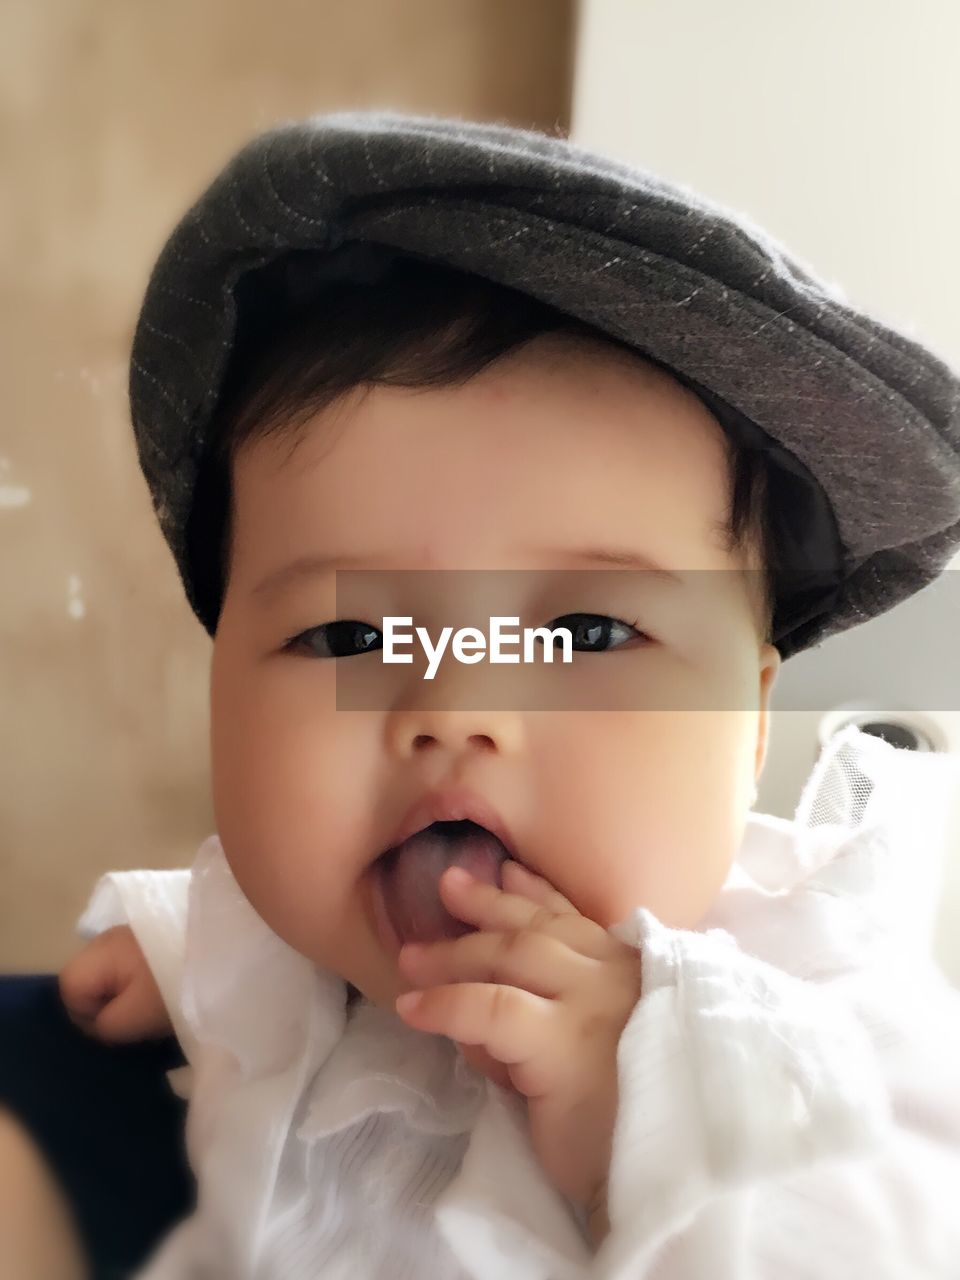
[
  {"x1": 59, "y1": 925, "x2": 173, "y2": 1043},
  {"x1": 394, "y1": 862, "x2": 643, "y2": 1244}
]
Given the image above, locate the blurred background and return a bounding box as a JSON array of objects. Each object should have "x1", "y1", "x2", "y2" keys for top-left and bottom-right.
[{"x1": 2, "y1": 0, "x2": 958, "y2": 978}]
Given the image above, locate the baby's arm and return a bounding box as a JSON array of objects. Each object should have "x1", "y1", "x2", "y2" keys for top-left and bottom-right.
[
  {"x1": 59, "y1": 924, "x2": 172, "y2": 1043},
  {"x1": 58, "y1": 867, "x2": 196, "y2": 1070}
]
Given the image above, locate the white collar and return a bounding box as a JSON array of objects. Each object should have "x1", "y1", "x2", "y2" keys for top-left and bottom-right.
[{"x1": 176, "y1": 725, "x2": 957, "y2": 1277}]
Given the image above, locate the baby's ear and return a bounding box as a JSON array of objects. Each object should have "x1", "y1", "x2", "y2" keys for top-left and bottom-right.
[{"x1": 754, "y1": 642, "x2": 782, "y2": 779}]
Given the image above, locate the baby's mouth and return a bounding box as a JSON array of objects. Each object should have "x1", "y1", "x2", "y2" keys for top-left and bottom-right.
[{"x1": 376, "y1": 819, "x2": 510, "y2": 946}]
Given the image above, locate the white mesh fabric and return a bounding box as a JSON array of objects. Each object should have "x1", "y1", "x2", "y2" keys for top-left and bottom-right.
[{"x1": 792, "y1": 724, "x2": 960, "y2": 954}]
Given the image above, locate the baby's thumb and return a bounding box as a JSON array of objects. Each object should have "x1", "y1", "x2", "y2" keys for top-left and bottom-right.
[{"x1": 456, "y1": 1041, "x2": 515, "y2": 1092}]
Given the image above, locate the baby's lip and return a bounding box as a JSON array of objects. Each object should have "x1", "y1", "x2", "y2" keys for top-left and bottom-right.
[
  {"x1": 382, "y1": 786, "x2": 519, "y2": 863},
  {"x1": 369, "y1": 861, "x2": 404, "y2": 958}
]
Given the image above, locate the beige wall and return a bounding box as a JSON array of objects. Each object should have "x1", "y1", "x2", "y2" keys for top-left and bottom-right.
[{"x1": 0, "y1": 0, "x2": 574, "y2": 970}]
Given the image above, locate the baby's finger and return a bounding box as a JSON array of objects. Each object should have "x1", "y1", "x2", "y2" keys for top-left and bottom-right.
[
  {"x1": 455, "y1": 1040, "x2": 515, "y2": 1092},
  {"x1": 396, "y1": 982, "x2": 565, "y2": 1099},
  {"x1": 500, "y1": 860, "x2": 578, "y2": 913},
  {"x1": 58, "y1": 940, "x2": 123, "y2": 1020},
  {"x1": 60, "y1": 982, "x2": 111, "y2": 1029},
  {"x1": 93, "y1": 971, "x2": 168, "y2": 1044},
  {"x1": 440, "y1": 868, "x2": 614, "y2": 961},
  {"x1": 399, "y1": 927, "x2": 595, "y2": 999}
]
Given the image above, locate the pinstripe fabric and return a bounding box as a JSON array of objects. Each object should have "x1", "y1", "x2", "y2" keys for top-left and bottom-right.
[{"x1": 127, "y1": 110, "x2": 960, "y2": 659}]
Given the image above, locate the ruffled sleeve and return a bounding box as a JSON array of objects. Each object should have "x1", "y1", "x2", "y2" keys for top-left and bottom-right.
[
  {"x1": 590, "y1": 726, "x2": 960, "y2": 1279},
  {"x1": 592, "y1": 909, "x2": 893, "y2": 1277},
  {"x1": 76, "y1": 860, "x2": 197, "y2": 1081}
]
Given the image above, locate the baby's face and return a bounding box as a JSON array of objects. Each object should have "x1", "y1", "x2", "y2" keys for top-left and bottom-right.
[{"x1": 210, "y1": 333, "x2": 780, "y2": 1010}]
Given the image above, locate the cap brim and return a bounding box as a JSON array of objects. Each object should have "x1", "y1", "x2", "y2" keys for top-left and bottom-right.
[{"x1": 130, "y1": 110, "x2": 960, "y2": 659}]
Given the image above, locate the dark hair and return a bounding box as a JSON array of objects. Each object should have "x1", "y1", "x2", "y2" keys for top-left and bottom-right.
[{"x1": 186, "y1": 253, "x2": 777, "y2": 641}]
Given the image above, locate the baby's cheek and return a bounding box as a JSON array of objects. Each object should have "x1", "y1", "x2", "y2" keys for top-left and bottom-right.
[
  {"x1": 223, "y1": 850, "x2": 315, "y2": 948},
  {"x1": 578, "y1": 835, "x2": 734, "y2": 932}
]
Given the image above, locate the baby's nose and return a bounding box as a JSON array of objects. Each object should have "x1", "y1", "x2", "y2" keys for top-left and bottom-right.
[{"x1": 386, "y1": 707, "x2": 524, "y2": 759}]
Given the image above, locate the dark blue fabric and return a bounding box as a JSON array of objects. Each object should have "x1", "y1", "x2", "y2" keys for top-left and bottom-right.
[{"x1": 0, "y1": 975, "x2": 194, "y2": 1280}]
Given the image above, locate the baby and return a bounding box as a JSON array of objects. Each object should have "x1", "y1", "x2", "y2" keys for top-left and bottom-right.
[{"x1": 46, "y1": 112, "x2": 960, "y2": 1279}]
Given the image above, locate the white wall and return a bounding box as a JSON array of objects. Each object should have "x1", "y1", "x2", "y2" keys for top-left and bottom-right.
[{"x1": 571, "y1": 0, "x2": 960, "y2": 982}]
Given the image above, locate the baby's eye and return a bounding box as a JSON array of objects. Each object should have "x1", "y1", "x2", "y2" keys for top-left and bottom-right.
[
  {"x1": 285, "y1": 621, "x2": 383, "y2": 658},
  {"x1": 542, "y1": 613, "x2": 649, "y2": 652},
  {"x1": 283, "y1": 614, "x2": 649, "y2": 659}
]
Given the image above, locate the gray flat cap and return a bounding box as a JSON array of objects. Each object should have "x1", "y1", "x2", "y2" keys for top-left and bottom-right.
[{"x1": 129, "y1": 110, "x2": 960, "y2": 660}]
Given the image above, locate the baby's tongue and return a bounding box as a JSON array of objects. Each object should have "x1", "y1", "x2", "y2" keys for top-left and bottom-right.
[{"x1": 379, "y1": 820, "x2": 508, "y2": 945}]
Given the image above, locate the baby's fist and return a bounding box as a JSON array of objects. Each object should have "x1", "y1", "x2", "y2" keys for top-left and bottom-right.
[{"x1": 58, "y1": 925, "x2": 172, "y2": 1043}]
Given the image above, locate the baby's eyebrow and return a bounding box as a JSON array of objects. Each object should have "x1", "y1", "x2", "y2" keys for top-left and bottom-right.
[
  {"x1": 523, "y1": 546, "x2": 683, "y2": 582},
  {"x1": 524, "y1": 514, "x2": 733, "y2": 578},
  {"x1": 251, "y1": 547, "x2": 687, "y2": 604},
  {"x1": 251, "y1": 554, "x2": 368, "y2": 601}
]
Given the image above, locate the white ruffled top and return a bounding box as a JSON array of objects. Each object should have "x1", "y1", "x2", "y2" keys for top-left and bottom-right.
[{"x1": 78, "y1": 726, "x2": 960, "y2": 1279}]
